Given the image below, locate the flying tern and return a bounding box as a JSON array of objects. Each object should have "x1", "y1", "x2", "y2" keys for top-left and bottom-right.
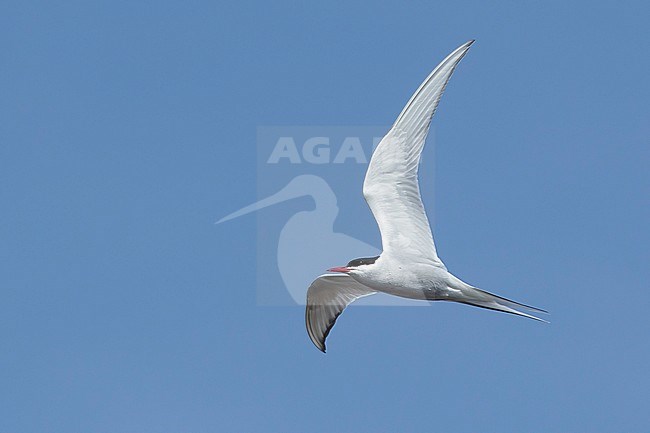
[{"x1": 306, "y1": 40, "x2": 547, "y2": 352}]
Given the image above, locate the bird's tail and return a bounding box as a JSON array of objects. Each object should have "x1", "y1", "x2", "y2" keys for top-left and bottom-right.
[{"x1": 450, "y1": 282, "x2": 549, "y2": 322}]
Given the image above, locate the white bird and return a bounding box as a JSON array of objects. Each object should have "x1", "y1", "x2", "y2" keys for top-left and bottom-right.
[
  {"x1": 306, "y1": 40, "x2": 547, "y2": 352},
  {"x1": 217, "y1": 174, "x2": 420, "y2": 306}
]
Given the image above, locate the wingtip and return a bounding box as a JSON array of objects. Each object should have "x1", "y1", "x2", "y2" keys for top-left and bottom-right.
[{"x1": 314, "y1": 339, "x2": 326, "y2": 353}]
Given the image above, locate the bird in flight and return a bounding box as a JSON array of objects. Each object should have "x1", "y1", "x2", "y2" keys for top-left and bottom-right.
[{"x1": 306, "y1": 40, "x2": 547, "y2": 352}]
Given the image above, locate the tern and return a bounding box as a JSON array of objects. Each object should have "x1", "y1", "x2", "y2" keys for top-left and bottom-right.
[{"x1": 306, "y1": 40, "x2": 547, "y2": 352}]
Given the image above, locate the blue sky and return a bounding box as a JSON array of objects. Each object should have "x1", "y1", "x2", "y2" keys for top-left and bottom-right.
[{"x1": 2, "y1": 1, "x2": 649, "y2": 432}]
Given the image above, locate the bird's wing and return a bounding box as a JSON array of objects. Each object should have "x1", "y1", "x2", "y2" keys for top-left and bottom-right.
[
  {"x1": 306, "y1": 274, "x2": 377, "y2": 352},
  {"x1": 363, "y1": 40, "x2": 474, "y2": 264}
]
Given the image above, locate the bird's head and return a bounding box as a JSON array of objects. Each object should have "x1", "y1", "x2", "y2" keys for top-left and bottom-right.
[{"x1": 328, "y1": 256, "x2": 380, "y2": 276}]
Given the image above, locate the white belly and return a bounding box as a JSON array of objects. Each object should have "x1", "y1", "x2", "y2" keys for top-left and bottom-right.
[{"x1": 349, "y1": 260, "x2": 452, "y2": 301}]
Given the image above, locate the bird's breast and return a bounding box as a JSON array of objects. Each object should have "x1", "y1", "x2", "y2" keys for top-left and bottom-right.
[{"x1": 352, "y1": 262, "x2": 449, "y2": 301}]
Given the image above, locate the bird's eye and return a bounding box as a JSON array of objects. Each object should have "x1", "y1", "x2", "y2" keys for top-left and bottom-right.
[{"x1": 347, "y1": 256, "x2": 379, "y2": 267}]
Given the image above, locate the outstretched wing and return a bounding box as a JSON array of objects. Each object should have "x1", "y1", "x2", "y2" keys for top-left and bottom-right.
[
  {"x1": 305, "y1": 274, "x2": 377, "y2": 352},
  {"x1": 363, "y1": 40, "x2": 474, "y2": 265}
]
